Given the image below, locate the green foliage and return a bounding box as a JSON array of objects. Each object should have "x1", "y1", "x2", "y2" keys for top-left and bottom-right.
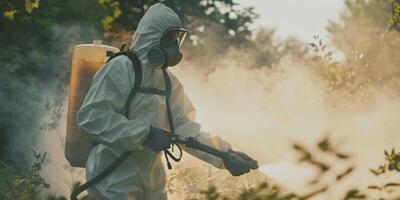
[
  {"x1": 250, "y1": 28, "x2": 308, "y2": 68},
  {"x1": 99, "y1": 0, "x2": 258, "y2": 43},
  {"x1": 390, "y1": 0, "x2": 400, "y2": 31},
  {"x1": 166, "y1": 159, "x2": 270, "y2": 199},
  {"x1": 3, "y1": 10, "x2": 17, "y2": 20},
  {"x1": 0, "y1": 151, "x2": 49, "y2": 200},
  {"x1": 291, "y1": 137, "x2": 356, "y2": 195},
  {"x1": 98, "y1": 0, "x2": 122, "y2": 31},
  {"x1": 308, "y1": 37, "x2": 356, "y2": 96},
  {"x1": 193, "y1": 141, "x2": 400, "y2": 200},
  {"x1": 1, "y1": 0, "x2": 40, "y2": 21},
  {"x1": 307, "y1": 0, "x2": 400, "y2": 101},
  {"x1": 200, "y1": 186, "x2": 228, "y2": 200},
  {"x1": 309, "y1": 36, "x2": 334, "y2": 63},
  {"x1": 40, "y1": 84, "x2": 66, "y2": 131},
  {"x1": 168, "y1": 137, "x2": 365, "y2": 200},
  {"x1": 370, "y1": 149, "x2": 400, "y2": 176},
  {"x1": 25, "y1": 0, "x2": 40, "y2": 13},
  {"x1": 367, "y1": 149, "x2": 400, "y2": 198},
  {"x1": 0, "y1": 1, "x2": 105, "y2": 166},
  {"x1": 343, "y1": 189, "x2": 366, "y2": 200},
  {"x1": 167, "y1": 165, "x2": 208, "y2": 199},
  {"x1": 195, "y1": 138, "x2": 392, "y2": 200},
  {"x1": 0, "y1": 150, "x2": 92, "y2": 200}
]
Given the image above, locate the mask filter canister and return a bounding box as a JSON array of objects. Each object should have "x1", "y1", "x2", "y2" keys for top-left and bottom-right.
[{"x1": 147, "y1": 48, "x2": 165, "y2": 67}]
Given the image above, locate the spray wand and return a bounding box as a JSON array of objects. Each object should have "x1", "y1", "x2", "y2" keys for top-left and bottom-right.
[{"x1": 171, "y1": 135, "x2": 259, "y2": 170}]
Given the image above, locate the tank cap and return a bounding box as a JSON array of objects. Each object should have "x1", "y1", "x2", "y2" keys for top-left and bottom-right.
[{"x1": 93, "y1": 40, "x2": 102, "y2": 45}]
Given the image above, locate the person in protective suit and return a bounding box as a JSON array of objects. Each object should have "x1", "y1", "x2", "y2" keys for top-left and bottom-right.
[{"x1": 77, "y1": 3, "x2": 258, "y2": 200}]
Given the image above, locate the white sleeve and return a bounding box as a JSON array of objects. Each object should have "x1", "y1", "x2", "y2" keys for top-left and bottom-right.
[{"x1": 76, "y1": 56, "x2": 150, "y2": 153}]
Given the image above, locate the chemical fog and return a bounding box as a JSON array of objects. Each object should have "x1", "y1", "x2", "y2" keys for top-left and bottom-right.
[{"x1": 35, "y1": 36, "x2": 400, "y2": 199}]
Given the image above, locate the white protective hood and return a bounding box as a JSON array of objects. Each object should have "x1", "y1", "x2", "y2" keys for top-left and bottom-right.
[{"x1": 130, "y1": 3, "x2": 182, "y2": 65}]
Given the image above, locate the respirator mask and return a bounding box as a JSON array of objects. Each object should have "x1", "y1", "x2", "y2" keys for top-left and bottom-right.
[{"x1": 147, "y1": 27, "x2": 187, "y2": 68}]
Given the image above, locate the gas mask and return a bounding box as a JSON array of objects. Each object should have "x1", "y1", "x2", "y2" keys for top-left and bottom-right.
[{"x1": 147, "y1": 27, "x2": 187, "y2": 68}]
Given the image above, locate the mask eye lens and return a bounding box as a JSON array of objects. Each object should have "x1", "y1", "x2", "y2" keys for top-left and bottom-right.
[
  {"x1": 162, "y1": 28, "x2": 187, "y2": 47},
  {"x1": 167, "y1": 32, "x2": 176, "y2": 42},
  {"x1": 177, "y1": 31, "x2": 187, "y2": 47},
  {"x1": 162, "y1": 31, "x2": 178, "y2": 46}
]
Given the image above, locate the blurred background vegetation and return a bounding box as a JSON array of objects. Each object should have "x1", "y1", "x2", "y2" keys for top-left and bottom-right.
[{"x1": 0, "y1": 0, "x2": 400, "y2": 199}]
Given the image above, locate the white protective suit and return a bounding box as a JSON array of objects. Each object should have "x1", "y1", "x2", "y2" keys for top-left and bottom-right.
[{"x1": 76, "y1": 3, "x2": 231, "y2": 200}]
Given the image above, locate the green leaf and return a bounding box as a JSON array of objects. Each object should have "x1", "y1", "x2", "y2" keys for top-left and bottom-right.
[
  {"x1": 3, "y1": 10, "x2": 18, "y2": 20},
  {"x1": 113, "y1": 5, "x2": 121, "y2": 18},
  {"x1": 384, "y1": 182, "x2": 400, "y2": 188},
  {"x1": 101, "y1": 15, "x2": 114, "y2": 30},
  {"x1": 367, "y1": 185, "x2": 382, "y2": 190},
  {"x1": 25, "y1": 0, "x2": 40, "y2": 13}
]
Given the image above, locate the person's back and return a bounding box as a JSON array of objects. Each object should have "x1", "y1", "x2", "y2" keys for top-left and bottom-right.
[{"x1": 76, "y1": 3, "x2": 257, "y2": 199}]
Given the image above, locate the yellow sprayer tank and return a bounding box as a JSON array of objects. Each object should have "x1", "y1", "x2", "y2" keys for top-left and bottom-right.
[{"x1": 65, "y1": 40, "x2": 119, "y2": 167}]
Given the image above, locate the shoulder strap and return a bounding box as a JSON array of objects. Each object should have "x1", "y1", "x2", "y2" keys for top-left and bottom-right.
[
  {"x1": 162, "y1": 69, "x2": 174, "y2": 134},
  {"x1": 161, "y1": 69, "x2": 183, "y2": 170},
  {"x1": 107, "y1": 51, "x2": 143, "y2": 117}
]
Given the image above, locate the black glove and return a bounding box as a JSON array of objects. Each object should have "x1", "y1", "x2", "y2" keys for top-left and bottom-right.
[
  {"x1": 223, "y1": 150, "x2": 259, "y2": 176},
  {"x1": 144, "y1": 127, "x2": 172, "y2": 153},
  {"x1": 230, "y1": 150, "x2": 258, "y2": 169}
]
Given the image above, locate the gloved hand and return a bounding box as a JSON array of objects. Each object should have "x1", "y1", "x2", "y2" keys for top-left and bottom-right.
[
  {"x1": 223, "y1": 150, "x2": 259, "y2": 176},
  {"x1": 144, "y1": 127, "x2": 172, "y2": 153}
]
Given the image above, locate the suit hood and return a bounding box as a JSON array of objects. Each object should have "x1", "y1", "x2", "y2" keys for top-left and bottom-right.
[{"x1": 130, "y1": 3, "x2": 182, "y2": 65}]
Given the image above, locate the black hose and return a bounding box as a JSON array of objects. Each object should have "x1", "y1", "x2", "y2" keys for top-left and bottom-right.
[{"x1": 70, "y1": 151, "x2": 133, "y2": 200}]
